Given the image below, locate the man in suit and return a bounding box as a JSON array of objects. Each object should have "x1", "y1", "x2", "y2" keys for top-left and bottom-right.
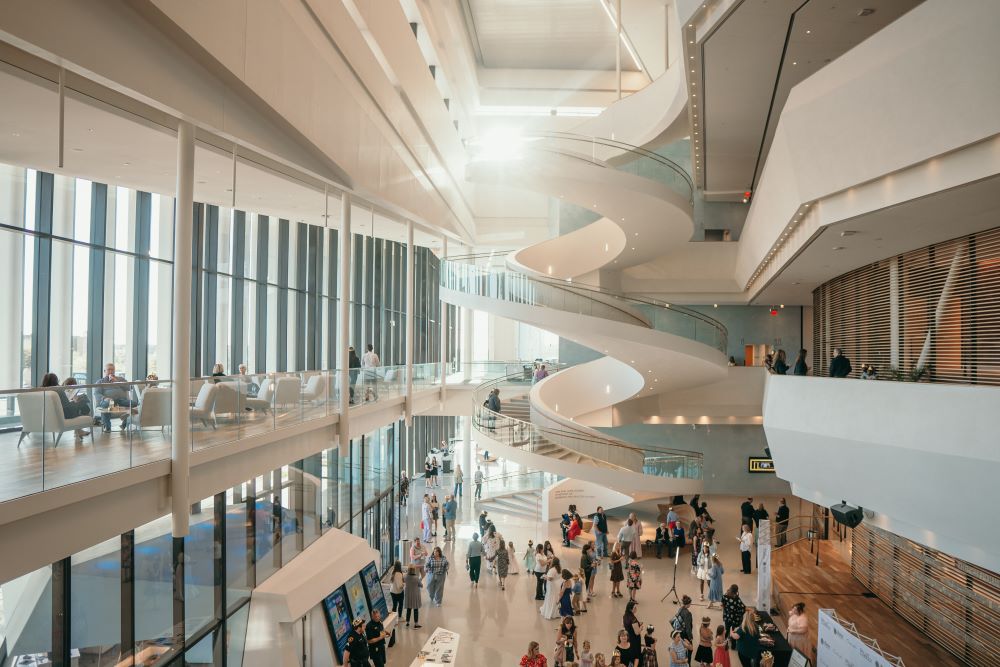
[
  {"x1": 740, "y1": 497, "x2": 755, "y2": 529},
  {"x1": 776, "y1": 498, "x2": 790, "y2": 547},
  {"x1": 829, "y1": 347, "x2": 853, "y2": 378}
]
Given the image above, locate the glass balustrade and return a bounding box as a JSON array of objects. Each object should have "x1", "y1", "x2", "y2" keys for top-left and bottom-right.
[{"x1": 441, "y1": 259, "x2": 728, "y2": 354}]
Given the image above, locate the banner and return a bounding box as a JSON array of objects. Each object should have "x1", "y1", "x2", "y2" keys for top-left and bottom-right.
[
  {"x1": 757, "y1": 519, "x2": 772, "y2": 610},
  {"x1": 817, "y1": 609, "x2": 898, "y2": 667}
]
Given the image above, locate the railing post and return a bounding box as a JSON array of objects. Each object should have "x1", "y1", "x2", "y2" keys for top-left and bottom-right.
[{"x1": 170, "y1": 121, "x2": 194, "y2": 538}]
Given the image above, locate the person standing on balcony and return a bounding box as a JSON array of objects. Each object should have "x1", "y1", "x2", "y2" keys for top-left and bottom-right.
[
  {"x1": 829, "y1": 347, "x2": 852, "y2": 378},
  {"x1": 534, "y1": 364, "x2": 549, "y2": 383},
  {"x1": 773, "y1": 349, "x2": 789, "y2": 375},
  {"x1": 753, "y1": 503, "x2": 769, "y2": 529},
  {"x1": 793, "y1": 349, "x2": 809, "y2": 376},
  {"x1": 487, "y1": 388, "x2": 501, "y2": 431},
  {"x1": 775, "y1": 498, "x2": 790, "y2": 547},
  {"x1": 348, "y1": 346, "x2": 361, "y2": 403},
  {"x1": 362, "y1": 343, "x2": 380, "y2": 398}
]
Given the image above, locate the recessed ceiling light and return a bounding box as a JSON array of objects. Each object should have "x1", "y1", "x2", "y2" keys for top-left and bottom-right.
[
  {"x1": 71, "y1": 147, "x2": 83, "y2": 152},
  {"x1": 806, "y1": 29, "x2": 811, "y2": 34},
  {"x1": 832, "y1": 246, "x2": 845, "y2": 251},
  {"x1": 792, "y1": 61, "x2": 798, "y2": 66}
]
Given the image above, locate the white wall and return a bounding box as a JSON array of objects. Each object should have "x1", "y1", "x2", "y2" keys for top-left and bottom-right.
[{"x1": 763, "y1": 375, "x2": 1000, "y2": 572}]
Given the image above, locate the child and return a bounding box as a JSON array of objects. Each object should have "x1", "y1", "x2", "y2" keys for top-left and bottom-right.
[
  {"x1": 642, "y1": 625, "x2": 658, "y2": 667},
  {"x1": 578, "y1": 640, "x2": 594, "y2": 667},
  {"x1": 524, "y1": 540, "x2": 536, "y2": 571},
  {"x1": 609, "y1": 654, "x2": 623, "y2": 666},
  {"x1": 712, "y1": 625, "x2": 731, "y2": 667},
  {"x1": 508, "y1": 541, "x2": 520, "y2": 574},
  {"x1": 593, "y1": 654, "x2": 608, "y2": 667},
  {"x1": 572, "y1": 570, "x2": 586, "y2": 614}
]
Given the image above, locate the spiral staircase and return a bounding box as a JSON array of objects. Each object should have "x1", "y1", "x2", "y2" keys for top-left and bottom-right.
[{"x1": 442, "y1": 119, "x2": 732, "y2": 497}]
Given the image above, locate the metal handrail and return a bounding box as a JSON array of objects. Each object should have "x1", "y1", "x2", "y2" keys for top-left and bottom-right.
[{"x1": 474, "y1": 367, "x2": 703, "y2": 473}]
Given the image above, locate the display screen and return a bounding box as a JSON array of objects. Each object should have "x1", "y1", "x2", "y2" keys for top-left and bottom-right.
[
  {"x1": 345, "y1": 573, "x2": 371, "y2": 625},
  {"x1": 789, "y1": 648, "x2": 811, "y2": 667},
  {"x1": 361, "y1": 561, "x2": 390, "y2": 618},
  {"x1": 748, "y1": 457, "x2": 776, "y2": 473},
  {"x1": 321, "y1": 586, "x2": 353, "y2": 663}
]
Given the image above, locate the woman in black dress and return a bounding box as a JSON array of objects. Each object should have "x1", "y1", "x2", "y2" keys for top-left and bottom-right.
[
  {"x1": 721, "y1": 584, "x2": 746, "y2": 650},
  {"x1": 623, "y1": 600, "x2": 643, "y2": 667},
  {"x1": 610, "y1": 544, "x2": 625, "y2": 598}
]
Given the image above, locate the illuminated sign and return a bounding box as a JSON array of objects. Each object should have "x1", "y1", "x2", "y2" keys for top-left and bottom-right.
[{"x1": 748, "y1": 457, "x2": 776, "y2": 473}]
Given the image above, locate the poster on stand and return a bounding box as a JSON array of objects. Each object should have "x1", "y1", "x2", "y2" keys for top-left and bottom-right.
[
  {"x1": 757, "y1": 519, "x2": 771, "y2": 611},
  {"x1": 817, "y1": 609, "x2": 897, "y2": 667}
]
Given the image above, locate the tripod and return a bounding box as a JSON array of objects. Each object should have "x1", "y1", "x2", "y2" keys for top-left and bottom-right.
[{"x1": 660, "y1": 548, "x2": 681, "y2": 604}]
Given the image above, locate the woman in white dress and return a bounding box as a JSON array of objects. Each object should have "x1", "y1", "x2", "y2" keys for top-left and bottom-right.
[
  {"x1": 507, "y1": 541, "x2": 520, "y2": 575},
  {"x1": 695, "y1": 542, "x2": 712, "y2": 600},
  {"x1": 630, "y1": 512, "x2": 645, "y2": 558},
  {"x1": 540, "y1": 557, "x2": 563, "y2": 619},
  {"x1": 483, "y1": 525, "x2": 499, "y2": 573}
]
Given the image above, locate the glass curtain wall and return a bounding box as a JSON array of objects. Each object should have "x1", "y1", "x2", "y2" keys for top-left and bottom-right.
[
  {"x1": 0, "y1": 161, "x2": 443, "y2": 401},
  {"x1": 0, "y1": 417, "x2": 408, "y2": 666}
]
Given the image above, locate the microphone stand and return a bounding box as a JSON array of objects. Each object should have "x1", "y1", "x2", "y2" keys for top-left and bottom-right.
[{"x1": 661, "y1": 547, "x2": 680, "y2": 604}]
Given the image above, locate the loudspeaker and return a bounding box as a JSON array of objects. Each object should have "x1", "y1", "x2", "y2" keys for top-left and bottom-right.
[{"x1": 830, "y1": 502, "x2": 864, "y2": 528}]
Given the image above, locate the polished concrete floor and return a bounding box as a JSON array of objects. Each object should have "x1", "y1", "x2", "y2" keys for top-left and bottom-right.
[{"x1": 389, "y1": 436, "x2": 781, "y2": 666}]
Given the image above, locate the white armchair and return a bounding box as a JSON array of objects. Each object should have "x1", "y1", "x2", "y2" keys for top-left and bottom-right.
[
  {"x1": 244, "y1": 378, "x2": 272, "y2": 414},
  {"x1": 273, "y1": 377, "x2": 301, "y2": 409},
  {"x1": 134, "y1": 387, "x2": 171, "y2": 438},
  {"x1": 301, "y1": 374, "x2": 327, "y2": 403},
  {"x1": 189, "y1": 383, "x2": 218, "y2": 429},
  {"x1": 17, "y1": 391, "x2": 94, "y2": 447},
  {"x1": 213, "y1": 382, "x2": 245, "y2": 419}
]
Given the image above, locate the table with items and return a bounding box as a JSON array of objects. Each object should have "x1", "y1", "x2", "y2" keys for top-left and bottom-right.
[
  {"x1": 409, "y1": 627, "x2": 459, "y2": 666},
  {"x1": 756, "y1": 610, "x2": 794, "y2": 667}
]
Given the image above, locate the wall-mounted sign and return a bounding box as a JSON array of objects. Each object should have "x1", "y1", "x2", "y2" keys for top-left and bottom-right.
[{"x1": 748, "y1": 457, "x2": 776, "y2": 473}]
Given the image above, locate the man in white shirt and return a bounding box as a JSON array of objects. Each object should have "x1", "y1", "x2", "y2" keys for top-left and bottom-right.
[
  {"x1": 473, "y1": 466, "x2": 484, "y2": 499},
  {"x1": 361, "y1": 344, "x2": 380, "y2": 399},
  {"x1": 739, "y1": 524, "x2": 754, "y2": 573},
  {"x1": 617, "y1": 518, "x2": 638, "y2": 557}
]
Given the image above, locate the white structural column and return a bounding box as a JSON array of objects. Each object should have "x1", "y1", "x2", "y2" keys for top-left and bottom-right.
[
  {"x1": 170, "y1": 121, "x2": 195, "y2": 537},
  {"x1": 616, "y1": 0, "x2": 622, "y2": 100},
  {"x1": 338, "y1": 194, "x2": 352, "y2": 455},
  {"x1": 462, "y1": 306, "x2": 473, "y2": 381},
  {"x1": 439, "y1": 236, "x2": 448, "y2": 397},
  {"x1": 404, "y1": 220, "x2": 415, "y2": 425}
]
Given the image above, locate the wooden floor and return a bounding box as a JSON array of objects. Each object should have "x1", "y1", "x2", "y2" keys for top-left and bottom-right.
[{"x1": 771, "y1": 539, "x2": 965, "y2": 666}]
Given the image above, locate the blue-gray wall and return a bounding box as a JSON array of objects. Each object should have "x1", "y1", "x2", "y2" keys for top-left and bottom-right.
[
  {"x1": 599, "y1": 423, "x2": 791, "y2": 496},
  {"x1": 689, "y1": 305, "x2": 804, "y2": 365}
]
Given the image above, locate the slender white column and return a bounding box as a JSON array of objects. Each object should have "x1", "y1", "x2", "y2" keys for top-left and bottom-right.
[
  {"x1": 338, "y1": 194, "x2": 352, "y2": 455},
  {"x1": 405, "y1": 220, "x2": 415, "y2": 425},
  {"x1": 462, "y1": 306, "x2": 473, "y2": 381},
  {"x1": 170, "y1": 121, "x2": 194, "y2": 538},
  {"x1": 616, "y1": 0, "x2": 622, "y2": 101},
  {"x1": 439, "y1": 236, "x2": 448, "y2": 398}
]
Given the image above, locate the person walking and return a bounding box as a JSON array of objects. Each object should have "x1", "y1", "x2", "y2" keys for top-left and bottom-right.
[
  {"x1": 421, "y1": 495, "x2": 432, "y2": 542},
  {"x1": 410, "y1": 537, "x2": 428, "y2": 576},
  {"x1": 694, "y1": 617, "x2": 714, "y2": 667},
  {"x1": 829, "y1": 347, "x2": 852, "y2": 378},
  {"x1": 348, "y1": 346, "x2": 361, "y2": 403},
  {"x1": 592, "y1": 507, "x2": 610, "y2": 558},
  {"x1": 507, "y1": 540, "x2": 520, "y2": 575},
  {"x1": 442, "y1": 494, "x2": 457, "y2": 541},
  {"x1": 466, "y1": 532, "x2": 483, "y2": 587},
  {"x1": 474, "y1": 466, "x2": 484, "y2": 499},
  {"x1": 776, "y1": 498, "x2": 790, "y2": 547},
  {"x1": 453, "y1": 463, "x2": 464, "y2": 497},
  {"x1": 426, "y1": 546, "x2": 449, "y2": 606},
  {"x1": 483, "y1": 525, "x2": 500, "y2": 575},
  {"x1": 738, "y1": 525, "x2": 753, "y2": 574},
  {"x1": 558, "y1": 569, "x2": 575, "y2": 618},
  {"x1": 534, "y1": 543, "x2": 549, "y2": 600},
  {"x1": 403, "y1": 564, "x2": 423, "y2": 627},
  {"x1": 707, "y1": 556, "x2": 724, "y2": 609},
  {"x1": 721, "y1": 586, "x2": 746, "y2": 651},
  {"x1": 424, "y1": 459, "x2": 433, "y2": 489},
  {"x1": 430, "y1": 493, "x2": 441, "y2": 537},
  {"x1": 387, "y1": 560, "x2": 404, "y2": 646},
  {"x1": 730, "y1": 609, "x2": 762, "y2": 667},
  {"x1": 540, "y1": 557, "x2": 563, "y2": 619},
  {"x1": 495, "y1": 532, "x2": 510, "y2": 590},
  {"x1": 609, "y1": 543, "x2": 625, "y2": 598},
  {"x1": 792, "y1": 349, "x2": 809, "y2": 376},
  {"x1": 429, "y1": 457, "x2": 440, "y2": 488},
  {"x1": 626, "y1": 551, "x2": 642, "y2": 602}
]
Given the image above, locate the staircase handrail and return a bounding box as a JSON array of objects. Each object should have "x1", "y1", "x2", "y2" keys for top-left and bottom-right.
[{"x1": 441, "y1": 259, "x2": 728, "y2": 354}]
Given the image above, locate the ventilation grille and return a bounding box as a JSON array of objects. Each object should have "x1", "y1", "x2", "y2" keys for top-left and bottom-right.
[{"x1": 813, "y1": 226, "x2": 1000, "y2": 385}]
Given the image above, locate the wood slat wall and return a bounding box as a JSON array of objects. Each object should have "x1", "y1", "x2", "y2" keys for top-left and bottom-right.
[
  {"x1": 813, "y1": 226, "x2": 1000, "y2": 384},
  {"x1": 852, "y1": 523, "x2": 1000, "y2": 666}
]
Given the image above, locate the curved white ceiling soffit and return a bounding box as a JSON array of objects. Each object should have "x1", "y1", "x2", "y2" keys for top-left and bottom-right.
[
  {"x1": 467, "y1": 150, "x2": 694, "y2": 273},
  {"x1": 508, "y1": 218, "x2": 626, "y2": 281}
]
